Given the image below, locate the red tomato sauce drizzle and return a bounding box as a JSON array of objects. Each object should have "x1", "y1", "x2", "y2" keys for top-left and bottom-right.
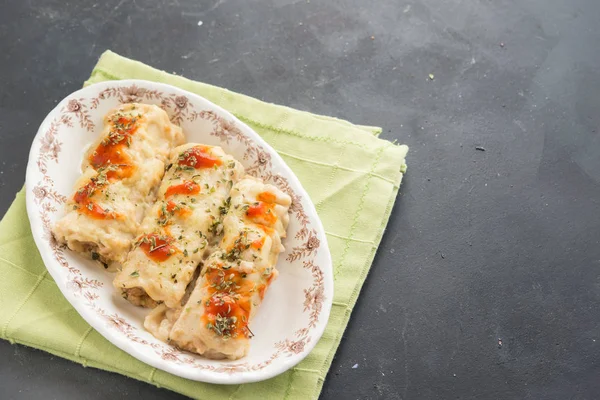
[
  {"x1": 167, "y1": 201, "x2": 191, "y2": 217},
  {"x1": 246, "y1": 191, "x2": 278, "y2": 225},
  {"x1": 165, "y1": 181, "x2": 201, "y2": 198},
  {"x1": 246, "y1": 202, "x2": 277, "y2": 225},
  {"x1": 178, "y1": 146, "x2": 222, "y2": 169},
  {"x1": 74, "y1": 114, "x2": 140, "y2": 219},
  {"x1": 202, "y1": 268, "x2": 252, "y2": 338},
  {"x1": 89, "y1": 116, "x2": 138, "y2": 179},
  {"x1": 73, "y1": 181, "x2": 120, "y2": 220},
  {"x1": 257, "y1": 191, "x2": 276, "y2": 203},
  {"x1": 138, "y1": 233, "x2": 178, "y2": 262}
]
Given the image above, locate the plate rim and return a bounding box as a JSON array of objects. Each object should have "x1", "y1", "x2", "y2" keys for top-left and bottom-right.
[{"x1": 25, "y1": 79, "x2": 333, "y2": 384}]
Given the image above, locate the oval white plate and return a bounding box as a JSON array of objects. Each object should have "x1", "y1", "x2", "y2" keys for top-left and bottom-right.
[{"x1": 25, "y1": 80, "x2": 333, "y2": 384}]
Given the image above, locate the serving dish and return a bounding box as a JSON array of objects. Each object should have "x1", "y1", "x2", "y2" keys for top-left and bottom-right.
[{"x1": 25, "y1": 79, "x2": 333, "y2": 384}]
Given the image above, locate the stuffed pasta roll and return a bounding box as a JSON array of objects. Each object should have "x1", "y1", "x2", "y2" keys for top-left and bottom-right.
[
  {"x1": 114, "y1": 144, "x2": 245, "y2": 308},
  {"x1": 53, "y1": 103, "x2": 184, "y2": 267},
  {"x1": 145, "y1": 176, "x2": 291, "y2": 359}
]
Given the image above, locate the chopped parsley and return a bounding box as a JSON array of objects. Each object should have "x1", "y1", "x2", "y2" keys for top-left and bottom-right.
[
  {"x1": 207, "y1": 313, "x2": 238, "y2": 339},
  {"x1": 219, "y1": 197, "x2": 231, "y2": 216},
  {"x1": 209, "y1": 220, "x2": 223, "y2": 236}
]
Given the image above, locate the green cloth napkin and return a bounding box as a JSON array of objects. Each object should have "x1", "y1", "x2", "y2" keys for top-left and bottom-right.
[{"x1": 0, "y1": 51, "x2": 408, "y2": 399}]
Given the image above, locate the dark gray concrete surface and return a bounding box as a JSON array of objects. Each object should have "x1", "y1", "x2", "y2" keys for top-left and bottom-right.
[{"x1": 2, "y1": 0, "x2": 600, "y2": 399}]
